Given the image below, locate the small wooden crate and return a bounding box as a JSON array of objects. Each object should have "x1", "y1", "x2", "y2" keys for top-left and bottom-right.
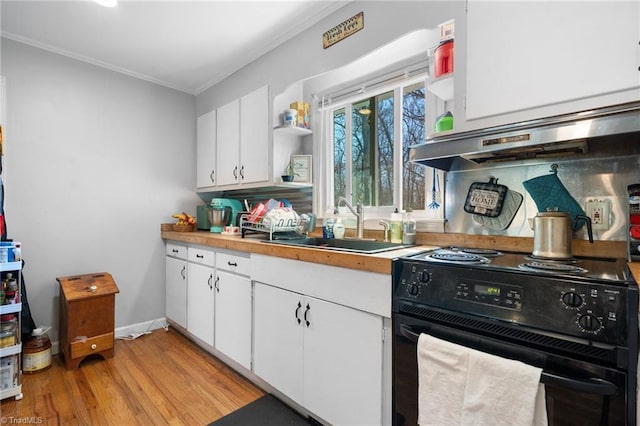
[{"x1": 57, "y1": 272, "x2": 119, "y2": 370}]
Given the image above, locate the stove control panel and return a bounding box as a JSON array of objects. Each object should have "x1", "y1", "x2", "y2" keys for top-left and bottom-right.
[
  {"x1": 560, "y1": 287, "x2": 622, "y2": 336},
  {"x1": 455, "y1": 281, "x2": 523, "y2": 310},
  {"x1": 397, "y1": 263, "x2": 432, "y2": 299},
  {"x1": 393, "y1": 259, "x2": 633, "y2": 345}
]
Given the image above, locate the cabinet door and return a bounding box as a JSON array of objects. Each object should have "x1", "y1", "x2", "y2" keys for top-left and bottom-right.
[
  {"x1": 196, "y1": 110, "x2": 216, "y2": 188},
  {"x1": 253, "y1": 283, "x2": 304, "y2": 405},
  {"x1": 216, "y1": 99, "x2": 240, "y2": 186},
  {"x1": 215, "y1": 270, "x2": 252, "y2": 369},
  {"x1": 303, "y1": 296, "x2": 383, "y2": 426},
  {"x1": 466, "y1": 1, "x2": 640, "y2": 121},
  {"x1": 240, "y1": 85, "x2": 269, "y2": 184},
  {"x1": 187, "y1": 263, "x2": 215, "y2": 346},
  {"x1": 165, "y1": 256, "x2": 187, "y2": 328}
]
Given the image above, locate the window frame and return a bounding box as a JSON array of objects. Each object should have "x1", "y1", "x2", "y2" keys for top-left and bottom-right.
[{"x1": 319, "y1": 74, "x2": 434, "y2": 220}]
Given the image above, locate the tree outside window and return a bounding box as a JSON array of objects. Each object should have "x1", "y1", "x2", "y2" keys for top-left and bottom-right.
[
  {"x1": 403, "y1": 83, "x2": 426, "y2": 211},
  {"x1": 330, "y1": 79, "x2": 426, "y2": 212}
]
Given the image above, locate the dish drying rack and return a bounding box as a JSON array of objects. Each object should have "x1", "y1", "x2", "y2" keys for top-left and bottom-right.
[{"x1": 240, "y1": 214, "x2": 301, "y2": 239}]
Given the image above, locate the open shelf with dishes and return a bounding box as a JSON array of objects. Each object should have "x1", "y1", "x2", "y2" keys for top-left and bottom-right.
[
  {"x1": 1, "y1": 255, "x2": 23, "y2": 401},
  {"x1": 426, "y1": 19, "x2": 455, "y2": 138}
]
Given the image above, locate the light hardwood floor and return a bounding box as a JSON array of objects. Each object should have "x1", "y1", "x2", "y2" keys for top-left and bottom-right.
[{"x1": 1, "y1": 328, "x2": 264, "y2": 425}]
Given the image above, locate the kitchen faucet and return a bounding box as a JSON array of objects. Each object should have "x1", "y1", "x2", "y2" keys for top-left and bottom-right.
[
  {"x1": 378, "y1": 220, "x2": 390, "y2": 242},
  {"x1": 337, "y1": 196, "x2": 364, "y2": 239}
]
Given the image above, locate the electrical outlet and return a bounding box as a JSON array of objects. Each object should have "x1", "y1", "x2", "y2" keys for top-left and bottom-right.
[{"x1": 585, "y1": 199, "x2": 610, "y2": 230}]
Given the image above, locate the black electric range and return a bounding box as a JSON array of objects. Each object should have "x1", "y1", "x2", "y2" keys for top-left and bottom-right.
[{"x1": 392, "y1": 247, "x2": 639, "y2": 425}]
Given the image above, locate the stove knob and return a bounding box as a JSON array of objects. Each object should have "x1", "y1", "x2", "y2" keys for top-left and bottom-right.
[
  {"x1": 578, "y1": 314, "x2": 601, "y2": 332},
  {"x1": 418, "y1": 270, "x2": 431, "y2": 283},
  {"x1": 408, "y1": 284, "x2": 420, "y2": 296},
  {"x1": 562, "y1": 292, "x2": 583, "y2": 308}
]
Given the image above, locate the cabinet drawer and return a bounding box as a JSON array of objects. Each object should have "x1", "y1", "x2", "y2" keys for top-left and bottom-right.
[
  {"x1": 188, "y1": 247, "x2": 215, "y2": 267},
  {"x1": 70, "y1": 332, "x2": 114, "y2": 359},
  {"x1": 216, "y1": 250, "x2": 250, "y2": 276},
  {"x1": 166, "y1": 243, "x2": 187, "y2": 260}
]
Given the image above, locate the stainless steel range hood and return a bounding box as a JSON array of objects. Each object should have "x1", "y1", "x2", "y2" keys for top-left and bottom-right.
[{"x1": 410, "y1": 101, "x2": 640, "y2": 171}]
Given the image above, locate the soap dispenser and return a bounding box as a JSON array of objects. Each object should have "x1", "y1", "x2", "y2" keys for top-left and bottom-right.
[
  {"x1": 322, "y1": 208, "x2": 338, "y2": 239},
  {"x1": 390, "y1": 208, "x2": 403, "y2": 243},
  {"x1": 333, "y1": 218, "x2": 345, "y2": 239},
  {"x1": 402, "y1": 209, "x2": 416, "y2": 244}
]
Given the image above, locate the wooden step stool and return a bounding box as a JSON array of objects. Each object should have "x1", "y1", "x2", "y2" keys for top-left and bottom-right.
[{"x1": 57, "y1": 272, "x2": 120, "y2": 370}]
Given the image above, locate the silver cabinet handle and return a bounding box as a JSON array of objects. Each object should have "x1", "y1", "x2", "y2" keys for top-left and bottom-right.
[
  {"x1": 233, "y1": 166, "x2": 238, "y2": 179},
  {"x1": 214, "y1": 275, "x2": 220, "y2": 293},
  {"x1": 240, "y1": 165, "x2": 245, "y2": 180},
  {"x1": 208, "y1": 273, "x2": 213, "y2": 290},
  {"x1": 210, "y1": 170, "x2": 215, "y2": 183},
  {"x1": 180, "y1": 266, "x2": 186, "y2": 280}
]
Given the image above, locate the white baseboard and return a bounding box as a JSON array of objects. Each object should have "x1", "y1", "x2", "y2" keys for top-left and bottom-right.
[
  {"x1": 50, "y1": 317, "x2": 169, "y2": 355},
  {"x1": 114, "y1": 317, "x2": 170, "y2": 339}
]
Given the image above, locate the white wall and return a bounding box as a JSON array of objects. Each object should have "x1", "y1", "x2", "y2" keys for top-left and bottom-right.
[
  {"x1": 0, "y1": 1, "x2": 463, "y2": 343},
  {"x1": 196, "y1": 1, "x2": 463, "y2": 114},
  {"x1": 1, "y1": 38, "x2": 200, "y2": 341}
]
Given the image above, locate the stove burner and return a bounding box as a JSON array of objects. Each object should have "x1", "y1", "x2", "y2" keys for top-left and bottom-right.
[
  {"x1": 525, "y1": 255, "x2": 577, "y2": 264},
  {"x1": 519, "y1": 261, "x2": 587, "y2": 274},
  {"x1": 458, "y1": 248, "x2": 502, "y2": 257},
  {"x1": 427, "y1": 252, "x2": 490, "y2": 265}
]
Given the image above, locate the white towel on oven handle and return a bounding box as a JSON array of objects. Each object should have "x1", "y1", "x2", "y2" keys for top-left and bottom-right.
[{"x1": 417, "y1": 333, "x2": 548, "y2": 426}]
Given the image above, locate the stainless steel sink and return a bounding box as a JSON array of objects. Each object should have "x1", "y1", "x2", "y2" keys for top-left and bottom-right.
[{"x1": 261, "y1": 237, "x2": 413, "y2": 254}]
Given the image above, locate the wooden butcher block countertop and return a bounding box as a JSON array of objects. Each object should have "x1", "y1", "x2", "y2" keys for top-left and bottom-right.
[
  {"x1": 629, "y1": 263, "x2": 640, "y2": 283},
  {"x1": 161, "y1": 229, "x2": 431, "y2": 274},
  {"x1": 162, "y1": 227, "x2": 635, "y2": 278}
]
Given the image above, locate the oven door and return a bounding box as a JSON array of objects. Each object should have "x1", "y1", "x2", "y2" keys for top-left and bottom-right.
[{"x1": 393, "y1": 313, "x2": 631, "y2": 426}]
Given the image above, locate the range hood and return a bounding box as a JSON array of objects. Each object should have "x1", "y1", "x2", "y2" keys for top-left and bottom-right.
[{"x1": 410, "y1": 101, "x2": 640, "y2": 171}]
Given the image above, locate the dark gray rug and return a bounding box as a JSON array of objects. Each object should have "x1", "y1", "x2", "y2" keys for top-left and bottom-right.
[{"x1": 209, "y1": 394, "x2": 315, "y2": 425}]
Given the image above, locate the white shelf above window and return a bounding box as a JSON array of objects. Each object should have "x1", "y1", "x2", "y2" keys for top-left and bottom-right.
[
  {"x1": 428, "y1": 74, "x2": 454, "y2": 101},
  {"x1": 273, "y1": 125, "x2": 312, "y2": 136}
]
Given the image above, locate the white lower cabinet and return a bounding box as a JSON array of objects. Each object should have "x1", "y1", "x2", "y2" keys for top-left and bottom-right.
[
  {"x1": 215, "y1": 253, "x2": 252, "y2": 370},
  {"x1": 254, "y1": 283, "x2": 304, "y2": 401},
  {"x1": 165, "y1": 243, "x2": 188, "y2": 329},
  {"x1": 166, "y1": 245, "x2": 390, "y2": 425},
  {"x1": 187, "y1": 262, "x2": 215, "y2": 346},
  {"x1": 180, "y1": 246, "x2": 251, "y2": 369},
  {"x1": 254, "y1": 281, "x2": 383, "y2": 426},
  {"x1": 187, "y1": 246, "x2": 216, "y2": 346}
]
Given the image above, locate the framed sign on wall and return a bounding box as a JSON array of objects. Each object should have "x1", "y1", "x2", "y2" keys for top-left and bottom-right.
[{"x1": 291, "y1": 155, "x2": 312, "y2": 183}]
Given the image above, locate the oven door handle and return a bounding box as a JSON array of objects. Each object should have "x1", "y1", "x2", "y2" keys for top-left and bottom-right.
[{"x1": 399, "y1": 323, "x2": 618, "y2": 396}]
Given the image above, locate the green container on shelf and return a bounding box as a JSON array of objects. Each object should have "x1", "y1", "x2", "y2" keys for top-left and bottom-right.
[{"x1": 434, "y1": 111, "x2": 453, "y2": 133}]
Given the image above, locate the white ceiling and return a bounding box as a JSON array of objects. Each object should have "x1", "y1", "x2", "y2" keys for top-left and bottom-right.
[{"x1": 1, "y1": 0, "x2": 350, "y2": 94}]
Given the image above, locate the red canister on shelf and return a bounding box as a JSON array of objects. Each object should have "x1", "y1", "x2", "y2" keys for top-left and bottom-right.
[{"x1": 433, "y1": 39, "x2": 454, "y2": 78}]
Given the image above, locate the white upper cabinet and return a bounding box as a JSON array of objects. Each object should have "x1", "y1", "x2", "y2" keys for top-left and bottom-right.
[
  {"x1": 215, "y1": 98, "x2": 241, "y2": 186},
  {"x1": 464, "y1": 1, "x2": 640, "y2": 127},
  {"x1": 196, "y1": 109, "x2": 216, "y2": 188},
  {"x1": 240, "y1": 85, "x2": 269, "y2": 185},
  {"x1": 196, "y1": 85, "x2": 271, "y2": 191}
]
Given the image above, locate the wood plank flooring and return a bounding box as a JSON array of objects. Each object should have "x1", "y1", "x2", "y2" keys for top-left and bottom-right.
[{"x1": 1, "y1": 328, "x2": 265, "y2": 425}]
